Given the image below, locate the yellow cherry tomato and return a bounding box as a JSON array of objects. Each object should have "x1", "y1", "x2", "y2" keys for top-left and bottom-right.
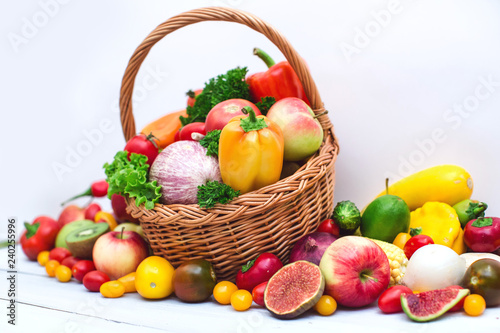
[
  {"x1": 45, "y1": 260, "x2": 60, "y2": 277},
  {"x1": 37, "y1": 251, "x2": 50, "y2": 266},
  {"x1": 100, "y1": 281, "x2": 126, "y2": 298},
  {"x1": 55, "y1": 265, "x2": 72, "y2": 282},
  {"x1": 464, "y1": 294, "x2": 486, "y2": 316},
  {"x1": 231, "y1": 289, "x2": 253, "y2": 311},
  {"x1": 313, "y1": 295, "x2": 337, "y2": 316},
  {"x1": 117, "y1": 272, "x2": 137, "y2": 293},
  {"x1": 393, "y1": 232, "x2": 412, "y2": 249},
  {"x1": 94, "y1": 211, "x2": 118, "y2": 230},
  {"x1": 135, "y1": 256, "x2": 175, "y2": 299},
  {"x1": 213, "y1": 281, "x2": 238, "y2": 305}
]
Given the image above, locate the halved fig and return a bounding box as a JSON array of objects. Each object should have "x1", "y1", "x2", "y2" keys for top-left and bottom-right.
[{"x1": 264, "y1": 260, "x2": 324, "y2": 319}]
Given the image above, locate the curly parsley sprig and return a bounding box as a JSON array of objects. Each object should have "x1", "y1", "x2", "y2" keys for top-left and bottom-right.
[{"x1": 103, "y1": 151, "x2": 162, "y2": 210}]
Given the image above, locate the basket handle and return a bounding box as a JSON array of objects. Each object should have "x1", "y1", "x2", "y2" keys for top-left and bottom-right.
[{"x1": 119, "y1": 6, "x2": 329, "y2": 141}]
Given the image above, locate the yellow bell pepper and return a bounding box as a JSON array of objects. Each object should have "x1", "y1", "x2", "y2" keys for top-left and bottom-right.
[
  {"x1": 219, "y1": 107, "x2": 284, "y2": 194},
  {"x1": 409, "y1": 202, "x2": 464, "y2": 253}
]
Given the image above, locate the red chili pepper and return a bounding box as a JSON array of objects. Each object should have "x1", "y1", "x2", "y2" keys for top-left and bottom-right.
[
  {"x1": 176, "y1": 122, "x2": 207, "y2": 141},
  {"x1": 61, "y1": 180, "x2": 109, "y2": 206},
  {"x1": 235, "y1": 253, "x2": 283, "y2": 292},
  {"x1": 20, "y1": 216, "x2": 60, "y2": 261},
  {"x1": 246, "y1": 48, "x2": 310, "y2": 106}
]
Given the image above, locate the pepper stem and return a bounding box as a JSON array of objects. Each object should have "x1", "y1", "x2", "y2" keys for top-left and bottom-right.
[
  {"x1": 61, "y1": 188, "x2": 92, "y2": 206},
  {"x1": 239, "y1": 107, "x2": 268, "y2": 132},
  {"x1": 253, "y1": 48, "x2": 276, "y2": 68}
]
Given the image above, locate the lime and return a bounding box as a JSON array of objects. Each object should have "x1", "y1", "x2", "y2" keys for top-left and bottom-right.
[{"x1": 360, "y1": 194, "x2": 410, "y2": 243}]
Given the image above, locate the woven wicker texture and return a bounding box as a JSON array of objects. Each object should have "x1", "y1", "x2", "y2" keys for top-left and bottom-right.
[{"x1": 119, "y1": 7, "x2": 339, "y2": 281}]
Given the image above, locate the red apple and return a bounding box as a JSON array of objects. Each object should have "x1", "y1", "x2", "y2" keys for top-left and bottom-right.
[
  {"x1": 205, "y1": 99, "x2": 261, "y2": 132},
  {"x1": 267, "y1": 97, "x2": 323, "y2": 161},
  {"x1": 319, "y1": 236, "x2": 390, "y2": 308},
  {"x1": 92, "y1": 231, "x2": 149, "y2": 280},
  {"x1": 58, "y1": 205, "x2": 85, "y2": 228},
  {"x1": 111, "y1": 193, "x2": 138, "y2": 223}
]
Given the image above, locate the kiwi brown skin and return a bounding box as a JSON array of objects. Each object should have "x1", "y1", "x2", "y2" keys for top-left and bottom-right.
[{"x1": 66, "y1": 223, "x2": 110, "y2": 259}]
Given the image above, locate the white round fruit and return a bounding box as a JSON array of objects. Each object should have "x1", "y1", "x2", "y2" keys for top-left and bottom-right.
[{"x1": 402, "y1": 244, "x2": 466, "y2": 292}]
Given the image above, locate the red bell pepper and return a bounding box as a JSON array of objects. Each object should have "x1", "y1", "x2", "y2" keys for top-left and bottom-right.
[
  {"x1": 246, "y1": 48, "x2": 310, "y2": 106},
  {"x1": 464, "y1": 217, "x2": 500, "y2": 252},
  {"x1": 235, "y1": 253, "x2": 283, "y2": 292},
  {"x1": 20, "y1": 216, "x2": 61, "y2": 261}
]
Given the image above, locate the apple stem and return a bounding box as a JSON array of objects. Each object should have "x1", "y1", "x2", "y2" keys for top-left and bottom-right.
[
  {"x1": 385, "y1": 178, "x2": 389, "y2": 195},
  {"x1": 360, "y1": 273, "x2": 379, "y2": 283},
  {"x1": 120, "y1": 227, "x2": 124, "y2": 240}
]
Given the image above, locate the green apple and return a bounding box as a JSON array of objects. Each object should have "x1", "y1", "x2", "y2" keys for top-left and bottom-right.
[
  {"x1": 114, "y1": 223, "x2": 145, "y2": 240},
  {"x1": 55, "y1": 219, "x2": 94, "y2": 249}
]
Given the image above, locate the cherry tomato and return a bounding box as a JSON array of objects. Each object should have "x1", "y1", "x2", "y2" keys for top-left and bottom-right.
[
  {"x1": 72, "y1": 260, "x2": 96, "y2": 282},
  {"x1": 177, "y1": 122, "x2": 206, "y2": 141},
  {"x1": 45, "y1": 260, "x2": 60, "y2": 277},
  {"x1": 124, "y1": 133, "x2": 159, "y2": 168},
  {"x1": 316, "y1": 219, "x2": 340, "y2": 237},
  {"x1": 135, "y1": 256, "x2": 175, "y2": 299},
  {"x1": 61, "y1": 256, "x2": 81, "y2": 269},
  {"x1": 231, "y1": 289, "x2": 253, "y2": 311},
  {"x1": 448, "y1": 285, "x2": 466, "y2": 312},
  {"x1": 251, "y1": 281, "x2": 267, "y2": 307},
  {"x1": 117, "y1": 272, "x2": 137, "y2": 293},
  {"x1": 83, "y1": 271, "x2": 110, "y2": 292},
  {"x1": 55, "y1": 265, "x2": 72, "y2": 282},
  {"x1": 403, "y1": 235, "x2": 434, "y2": 259},
  {"x1": 213, "y1": 281, "x2": 238, "y2": 305},
  {"x1": 49, "y1": 247, "x2": 72, "y2": 263},
  {"x1": 377, "y1": 285, "x2": 413, "y2": 313},
  {"x1": 37, "y1": 251, "x2": 50, "y2": 266},
  {"x1": 464, "y1": 294, "x2": 486, "y2": 316},
  {"x1": 393, "y1": 232, "x2": 412, "y2": 249},
  {"x1": 187, "y1": 89, "x2": 202, "y2": 108},
  {"x1": 84, "y1": 202, "x2": 102, "y2": 221},
  {"x1": 100, "y1": 281, "x2": 126, "y2": 298},
  {"x1": 314, "y1": 295, "x2": 337, "y2": 316}
]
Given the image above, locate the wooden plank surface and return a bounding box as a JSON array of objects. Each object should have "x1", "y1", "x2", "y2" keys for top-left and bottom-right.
[{"x1": 0, "y1": 249, "x2": 499, "y2": 332}]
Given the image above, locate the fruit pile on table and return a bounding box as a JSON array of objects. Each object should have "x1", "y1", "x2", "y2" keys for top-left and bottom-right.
[{"x1": 13, "y1": 48, "x2": 500, "y2": 322}]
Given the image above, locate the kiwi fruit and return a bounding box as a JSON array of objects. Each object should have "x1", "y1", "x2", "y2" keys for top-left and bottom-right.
[{"x1": 66, "y1": 223, "x2": 110, "y2": 259}]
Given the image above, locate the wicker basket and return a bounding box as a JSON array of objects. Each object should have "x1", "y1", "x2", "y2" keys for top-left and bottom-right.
[{"x1": 119, "y1": 7, "x2": 339, "y2": 281}]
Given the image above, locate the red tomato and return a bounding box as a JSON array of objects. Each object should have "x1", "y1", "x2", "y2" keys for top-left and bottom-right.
[
  {"x1": 60, "y1": 256, "x2": 81, "y2": 269},
  {"x1": 49, "y1": 247, "x2": 72, "y2": 263},
  {"x1": 448, "y1": 285, "x2": 466, "y2": 312},
  {"x1": 404, "y1": 234, "x2": 434, "y2": 259},
  {"x1": 83, "y1": 271, "x2": 110, "y2": 292},
  {"x1": 177, "y1": 122, "x2": 206, "y2": 141},
  {"x1": 252, "y1": 281, "x2": 267, "y2": 307},
  {"x1": 84, "y1": 203, "x2": 101, "y2": 221},
  {"x1": 72, "y1": 260, "x2": 96, "y2": 282},
  {"x1": 124, "y1": 133, "x2": 159, "y2": 168},
  {"x1": 378, "y1": 285, "x2": 413, "y2": 313},
  {"x1": 187, "y1": 89, "x2": 202, "y2": 108},
  {"x1": 316, "y1": 219, "x2": 340, "y2": 237}
]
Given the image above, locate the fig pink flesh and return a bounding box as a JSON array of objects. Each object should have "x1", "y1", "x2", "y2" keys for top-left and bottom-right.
[{"x1": 265, "y1": 261, "x2": 323, "y2": 314}]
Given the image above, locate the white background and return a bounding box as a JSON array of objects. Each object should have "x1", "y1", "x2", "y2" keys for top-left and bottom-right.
[
  {"x1": 1, "y1": 1, "x2": 500, "y2": 332},
  {"x1": 1, "y1": 0, "x2": 500, "y2": 232}
]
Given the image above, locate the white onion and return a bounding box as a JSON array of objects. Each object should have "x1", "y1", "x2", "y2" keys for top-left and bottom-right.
[
  {"x1": 402, "y1": 244, "x2": 466, "y2": 292},
  {"x1": 149, "y1": 141, "x2": 221, "y2": 205}
]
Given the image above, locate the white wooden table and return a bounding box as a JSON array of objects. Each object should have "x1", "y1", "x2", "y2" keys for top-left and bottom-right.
[{"x1": 0, "y1": 248, "x2": 499, "y2": 333}]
